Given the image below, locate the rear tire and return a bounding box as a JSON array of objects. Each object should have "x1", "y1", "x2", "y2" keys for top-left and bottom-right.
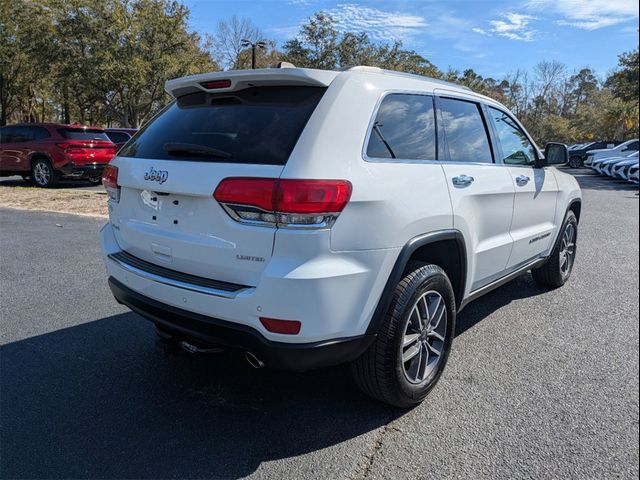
[
  {"x1": 87, "y1": 175, "x2": 102, "y2": 185},
  {"x1": 569, "y1": 156, "x2": 582, "y2": 169},
  {"x1": 351, "y1": 263, "x2": 456, "y2": 408},
  {"x1": 31, "y1": 159, "x2": 59, "y2": 188},
  {"x1": 532, "y1": 211, "x2": 578, "y2": 288}
]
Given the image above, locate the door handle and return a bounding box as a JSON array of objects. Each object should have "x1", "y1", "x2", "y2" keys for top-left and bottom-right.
[
  {"x1": 452, "y1": 175, "x2": 475, "y2": 187},
  {"x1": 515, "y1": 175, "x2": 530, "y2": 186}
]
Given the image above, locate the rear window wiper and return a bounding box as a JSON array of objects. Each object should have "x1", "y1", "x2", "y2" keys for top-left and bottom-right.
[{"x1": 163, "y1": 142, "x2": 232, "y2": 159}]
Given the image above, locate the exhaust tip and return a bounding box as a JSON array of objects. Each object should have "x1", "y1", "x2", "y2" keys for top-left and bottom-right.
[{"x1": 245, "y1": 351, "x2": 265, "y2": 369}]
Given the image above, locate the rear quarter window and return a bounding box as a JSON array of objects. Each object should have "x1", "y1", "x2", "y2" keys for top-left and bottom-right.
[{"x1": 119, "y1": 86, "x2": 327, "y2": 165}]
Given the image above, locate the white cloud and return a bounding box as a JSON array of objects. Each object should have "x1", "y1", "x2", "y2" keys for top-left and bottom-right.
[
  {"x1": 527, "y1": 0, "x2": 639, "y2": 30},
  {"x1": 327, "y1": 3, "x2": 428, "y2": 42},
  {"x1": 473, "y1": 13, "x2": 538, "y2": 41}
]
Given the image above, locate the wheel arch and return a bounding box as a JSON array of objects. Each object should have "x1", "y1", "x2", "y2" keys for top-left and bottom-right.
[
  {"x1": 365, "y1": 230, "x2": 467, "y2": 335},
  {"x1": 28, "y1": 151, "x2": 55, "y2": 168}
]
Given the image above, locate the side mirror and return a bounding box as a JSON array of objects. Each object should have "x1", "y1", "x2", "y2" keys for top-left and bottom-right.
[{"x1": 542, "y1": 142, "x2": 568, "y2": 166}]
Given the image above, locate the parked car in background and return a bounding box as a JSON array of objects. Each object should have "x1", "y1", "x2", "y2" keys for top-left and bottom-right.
[
  {"x1": 594, "y1": 151, "x2": 635, "y2": 175},
  {"x1": 105, "y1": 128, "x2": 138, "y2": 150},
  {"x1": 584, "y1": 139, "x2": 639, "y2": 168},
  {"x1": 600, "y1": 151, "x2": 639, "y2": 177},
  {"x1": 101, "y1": 66, "x2": 581, "y2": 408},
  {"x1": 0, "y1": 123, "x2": 118, "y2": 187},
  {"x1": 611, "y1": 154, "x2": 639, "y2": 180},
  {"x1": 628, "y1": 164, "x2": 639, "y2": 184},
  {"x1": 568, "y1": 141, "x2": 619, "y2": 168}
]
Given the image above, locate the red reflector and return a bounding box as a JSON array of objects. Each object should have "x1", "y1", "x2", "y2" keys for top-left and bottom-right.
[
  {"x1": 102, "y1": 165, "x2": 118, "y2": 189},
  {"x1": 213, "y1": 178, "x2": 352, "y2": 214},
  {"x1": 259, "y1": 317, "x2": 301, "y2": 335},
  {"x1": 200, "y1": 79, "x2": 232, "y2": 89}
]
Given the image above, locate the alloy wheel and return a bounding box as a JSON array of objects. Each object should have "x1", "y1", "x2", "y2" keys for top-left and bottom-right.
[
  {"x1": 559, "y1": 223, "x2": 576, "y2": 277},
  {"x1": 401, "y1": 290, "x2": 447, "y2": 384},
  {"x1": 33, "y1": 162, "x2": 51, "y2": 186}
]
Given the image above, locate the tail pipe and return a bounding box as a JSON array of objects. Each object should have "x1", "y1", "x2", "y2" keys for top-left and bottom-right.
[{"x1": 244, "y1": 351, "x2": 265, "y2": 369}]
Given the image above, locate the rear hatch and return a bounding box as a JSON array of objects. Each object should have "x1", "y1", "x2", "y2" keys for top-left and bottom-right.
[
  {"x1": 109, "y1": 77, "x2": 330, "y2": 286},
  {"x1": 58, "y1": 127, "x2": 117, "y2": 164}
]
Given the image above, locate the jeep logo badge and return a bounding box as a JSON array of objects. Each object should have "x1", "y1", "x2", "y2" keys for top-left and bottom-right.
[{"x1": 144, "y1": 167, "x2": 168, "y2": 184}]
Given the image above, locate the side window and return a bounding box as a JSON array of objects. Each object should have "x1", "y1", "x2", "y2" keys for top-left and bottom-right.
[
  {"x1": 0, "y1": 127, "x2": 14, "y2": 144},
  {"x1": 3, "y1": 127, "x2": 32, "y2": 143},
  {"x1": 488, "y1": 107, "x2": 537, "y2": 166},
  {"x1": 438, "y1": 98, "x2": 493, "y2": 163},
  {"x1": 366, "y1": 94, "x2": 436, "y2": 161},
  {"x1": 624, "y1": 141, "x2": 638, "y2": 151},
  {"x1": 31, "y1": 126, "x2": 51, "y2": 140}
]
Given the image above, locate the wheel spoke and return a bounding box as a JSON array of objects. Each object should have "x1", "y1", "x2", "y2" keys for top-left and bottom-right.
[
  {"x1": 403, "y1": 342, "x2": 421, "y2": 363},
  {"x1": 410, "y1": 306, "x2": 422, "y2": 331},
  {"x1": 413, "y1": 348, "x2": 423, "y2": 382},
  {"x1": 415, "y1": 344, "x2": 428, "y2": 382},
  {"x1": 427, "y1": 330, "x2": 444, "y2": 342},
  {"x1": 430, "y1": 301, "x2": 445, "y2": 330},
  {"x1": 421, "y1": 295, "x2": 430, "y2": 323},
  {"x1": 426, "y1": 342, "x2": 442, "y2": 356},
  {"x1": 403, "y1": 333, "x2": 420, "y2": 348}
]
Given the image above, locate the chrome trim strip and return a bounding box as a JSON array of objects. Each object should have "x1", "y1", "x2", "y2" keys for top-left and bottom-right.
[{"x1": 107, "y1": 254, "x2": 247, "y2": 299}]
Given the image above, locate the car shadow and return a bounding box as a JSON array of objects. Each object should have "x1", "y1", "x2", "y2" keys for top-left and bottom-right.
[
  {"x1": 1, "y1": 273, "x2": 552, "y2": 479},
  {"x1": 0, "y1": 313, "x2": 399, "y2": 479}
]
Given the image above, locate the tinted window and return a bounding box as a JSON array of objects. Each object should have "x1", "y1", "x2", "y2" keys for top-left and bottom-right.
[
  {"x1": 120, "y1": 86, "x2": 326, "y2": 165},
  {"x1": 488, "y1": 107, "x2": 537, "y2": 165},
  {"x1": 366, "y1": 94, "x2": 436, "y2": 160},
  {"x1": 30, "y1": 126, "x2": 51, "y2": 140},
  {"x1": 59, "y1": 128, "x2": 110, "y2": 141},
  {"x1": 438, "y1": 98, "x2": 492, "y2": 163},
  {"x1": 0, "y1": 127, "x2": 15, "y2": 143},
  {"x1": 623, "y1": 140, "x2": 638, "y2": 151},
  {"x1": 106, "y1": 131, "x2": 131, "y2": 144},
  {"x1": 1, "y1": 126, "x2": 32, "y2": 143}
]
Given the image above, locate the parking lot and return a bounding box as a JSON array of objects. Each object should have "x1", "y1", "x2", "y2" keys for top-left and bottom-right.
[{"x1": 0, "y1": 170, "x2": 638, "y2": 479}]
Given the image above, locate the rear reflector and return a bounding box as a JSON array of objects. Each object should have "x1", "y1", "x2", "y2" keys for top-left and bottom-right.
[
  {"x1": 259, "y1": 317, "x2": 301, "y2": 335},
  {"x1": 102, "y1": 165, "x2": 120, "y2": 202},
  {"x1": 200, "y1": 79, "x2": 232, "y2": 89},
  {"x1": 213, "y1": 177, "x2": 352, "y2": 228}
]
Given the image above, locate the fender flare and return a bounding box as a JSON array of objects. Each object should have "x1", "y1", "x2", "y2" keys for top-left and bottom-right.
[{"x1": 365, "y1": 230, "x2": 467, "y2": 335}]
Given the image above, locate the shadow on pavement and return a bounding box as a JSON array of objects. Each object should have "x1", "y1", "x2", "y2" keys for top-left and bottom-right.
[
  {"x1": 566, "y1": 169, "x2": 639, "y2": 193},
  {"x1": 0, "y1": 176, "x2": 99, "y2": 190},
  {"x1": 1, "y1": 272, "x2": 550, "y2": 479},
  {"x1": 0, "y1": 313, "x2": 398, "y2": 479}
]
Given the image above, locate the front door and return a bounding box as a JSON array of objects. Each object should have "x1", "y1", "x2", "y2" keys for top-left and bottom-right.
[{"x1": 486, "y1": 107, "x2": 559, "y2": 269}]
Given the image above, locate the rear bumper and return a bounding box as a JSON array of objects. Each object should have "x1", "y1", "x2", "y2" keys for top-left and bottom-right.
[
  {"x1": 109, "y1": 276, "x2": 375, "y2": 370},
  {"x1": 59, "y1": 162, "x2": 108, "y2": 178}
]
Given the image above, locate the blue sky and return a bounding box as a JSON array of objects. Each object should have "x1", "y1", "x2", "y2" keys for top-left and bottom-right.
[{"x1": 184, "y1": 0, "x2": 639, "y2": 79}]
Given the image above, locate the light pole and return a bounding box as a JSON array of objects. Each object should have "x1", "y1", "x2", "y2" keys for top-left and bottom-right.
[{"x1": 241, "y1": 39, "x2": 266, "y2": 69}]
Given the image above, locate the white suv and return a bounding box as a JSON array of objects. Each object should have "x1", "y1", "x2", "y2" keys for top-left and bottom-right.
[{"x1": 101, "y1": 66, "x2": 582, "y2": 407}]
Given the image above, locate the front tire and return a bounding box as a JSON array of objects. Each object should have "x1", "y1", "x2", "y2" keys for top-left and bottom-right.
[
  {"x1": 569, "y1": 156, "x2": 582, "y2": 169},
  {"x1": 532, "y1": 211, "x2": 578, "y2": 288},
  {"x1": 31, "y1": 159, "x2": 59, "y2": 188},
  {"x1": 351, "y1": 263, "x2": 456, "y2": 408}
]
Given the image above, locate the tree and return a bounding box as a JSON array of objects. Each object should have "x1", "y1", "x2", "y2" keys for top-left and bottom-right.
[
  {"x1": 211, "y1": 15, "x2": 273, "y2": 70},
  {"x1": 605, "y1": 47, "x2": 639, "y2": 103}
]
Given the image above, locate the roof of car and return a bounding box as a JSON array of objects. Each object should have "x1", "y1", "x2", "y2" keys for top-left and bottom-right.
[
  {"x1": 4, "y1": 122, "x2": 106, "y2": 130},
  {"x1": 165, "y1": 65, "x2": 482, "y2": 100}
]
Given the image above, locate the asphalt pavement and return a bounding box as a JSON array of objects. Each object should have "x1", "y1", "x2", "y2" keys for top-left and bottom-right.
[
  {"x1": 1, "y1": 170, "x2": 638, "y2": 479},
  {"x1": 0, "y1": 175, "x2": 104, "y2": 191}
]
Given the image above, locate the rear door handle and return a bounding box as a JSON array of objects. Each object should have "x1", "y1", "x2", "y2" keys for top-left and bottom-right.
[
  {"x1": 452, "y1": 175, "x2": 475, "y2": 187},
  {"x1": 515, "y1": 175, "x2": 530, "y2": 186}
]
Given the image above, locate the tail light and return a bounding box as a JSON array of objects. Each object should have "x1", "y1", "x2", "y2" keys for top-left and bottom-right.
[
  {"x1": 213, "y1": 178, "x2": 352, "y2": 228},
  {"x1": 102, "y1": 165, "x2": 120, "y2": 202}
]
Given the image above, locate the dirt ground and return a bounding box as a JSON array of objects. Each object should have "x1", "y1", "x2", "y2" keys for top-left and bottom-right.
[{"x1": 0, "y1": 184, "x2": 108, "y2": 218}]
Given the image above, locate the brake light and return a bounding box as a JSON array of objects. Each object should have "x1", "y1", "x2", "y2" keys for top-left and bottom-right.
[
  {"x1": 200, "y1": 79, "x2": 232, "y2": 89},
  {"x1": 259, "y1": 317, "x2": 301, "y2": 335},
  {"x1": 213, "y1": 178, "x2": 352, "y2": 228},
  {"x1": 102, "y1": 165, "x2": 120, "y2": 202}
]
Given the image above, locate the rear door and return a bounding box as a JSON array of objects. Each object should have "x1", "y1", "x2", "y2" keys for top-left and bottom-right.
[
  {"x1": 435, "y1": 94, "x2": 516, "y2": 292},
  {"x1": 0, "y1": 126, "x2": 32, "y2": 172},
  {"x1": 486, "y1": 106, "x2": 559, "y2": 268},
  {"x1": 109, "y1": 85, "x2": 327, "y2": 287}
]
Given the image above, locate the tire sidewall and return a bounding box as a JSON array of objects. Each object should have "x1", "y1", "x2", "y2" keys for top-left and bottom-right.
[
  {"x1": 559, "y1": 211, "x2": 578, "y2": 282},
  {"x1": 569, "y1": 156, "x2": 581, "y2": 169},
  {"x1": 392, "y1": 268, "x2": 456, "y2": 403}
]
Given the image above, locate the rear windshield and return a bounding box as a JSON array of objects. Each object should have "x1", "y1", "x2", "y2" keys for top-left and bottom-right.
[
  {"x1": 119, "y1": 86, "x2": 327, "y2": 165},
  {"x1": 59, "y1": 128, "x2": 110, "y2": 141},
  {"x1": 106, "y1": 131, "x2": 131, "y2": 144}
]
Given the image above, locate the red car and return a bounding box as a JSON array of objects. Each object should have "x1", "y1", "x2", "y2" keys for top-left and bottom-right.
[{"x1": 0, "y1": 123, "x2": 118, "y2": 187}]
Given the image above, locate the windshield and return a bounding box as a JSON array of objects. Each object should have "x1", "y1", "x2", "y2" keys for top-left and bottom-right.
[{"x1": 119, "y1": 86, "x2": 326, "y2": 165}]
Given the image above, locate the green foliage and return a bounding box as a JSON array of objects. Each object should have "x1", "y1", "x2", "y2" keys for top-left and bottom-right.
[{"x1": 1, "y1": 0, "x2": 217, "y2": 126}]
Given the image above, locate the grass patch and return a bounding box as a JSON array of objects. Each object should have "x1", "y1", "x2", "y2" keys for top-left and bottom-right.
[{"x1": 0, "y1": 183, "x2": 108, "y2": 218}]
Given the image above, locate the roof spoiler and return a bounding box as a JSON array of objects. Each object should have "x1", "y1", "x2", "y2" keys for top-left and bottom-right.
[{"x1": 165, "y1": 67, "x2": 338, "y2": 98}]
